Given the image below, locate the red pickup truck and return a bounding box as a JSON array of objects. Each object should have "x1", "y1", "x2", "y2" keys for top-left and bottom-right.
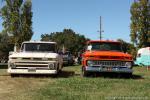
[{"x1": 82, "y1": 40, "x2": 133, "y2": 77}]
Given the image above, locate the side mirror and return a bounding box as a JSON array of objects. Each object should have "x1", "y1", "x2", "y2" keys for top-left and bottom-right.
[
  {"x1": 87, "y1": 45, "x2": 92, "y2": 51},
  {"x1": 14, "y1": 45, "x2": 17, "y2": 52}
]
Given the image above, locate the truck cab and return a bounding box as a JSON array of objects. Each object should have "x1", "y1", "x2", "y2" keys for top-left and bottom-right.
[
  {"x1": 82, "y1": 40, "x2": 133, "y2": 76},
  {"x1": 8, "y1": 41, "x2": 63, "y2": 75}
]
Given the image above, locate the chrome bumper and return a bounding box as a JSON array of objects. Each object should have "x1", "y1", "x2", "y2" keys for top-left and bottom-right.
[
  {"x1": 7, "y1": 67, "x2": 57, "y2": 74},
  {"x1": 85, "y1": 66, "x2": 133, "y2": 73}
]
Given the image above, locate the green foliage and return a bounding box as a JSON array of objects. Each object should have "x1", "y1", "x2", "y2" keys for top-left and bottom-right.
[
  {"x1": 41, "y1": 29, "x2": 89, "y2": 54},
  {"x1": 0, "y1": 0, "x2": 33, "y2": 46},
  {"x1": 19, "y1": 0, "x2": 33, "y2": 45},
  {"x1": 0, "y1": 32, "x2": 14, "y2": 60},
  {"x1": 0, "y1": 0, "x2": 33, "y2": 60},
  {"x1": 117, "y1": 39, "x2": 131, "y2": 53},
  {"x1": 117, "y1": 39, "x2": 137, "y2": 59},
  {"x1": 130, "y1": 0, "x2": 150, "y2": 48}
]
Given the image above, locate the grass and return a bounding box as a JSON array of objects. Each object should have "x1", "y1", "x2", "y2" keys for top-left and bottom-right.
[
  {"x1": 0, "y1": 65, "x2": 150, "y2": 100},
  {"x1": 0, "y1": 65, "x2": 8, "y2": 76}
]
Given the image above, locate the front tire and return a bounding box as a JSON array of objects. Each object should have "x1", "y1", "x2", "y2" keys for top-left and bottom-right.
[
  {"x1": 122, "y1": 73, "x2": 133, "y2": 78},
  {"x1": 81, "y1": 67, "x2": 89, "y2": 77}
]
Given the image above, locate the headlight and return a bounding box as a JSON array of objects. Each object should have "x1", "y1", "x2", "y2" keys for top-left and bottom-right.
[
  {"x1": 125, "y1": 62, "x2": 132, "y2": 68},
  {"x1": 48, "y1": 63, "x2": 55, "y2": 70},
  {"x1": 9, "y1": 63, "x2": 16, "y2": 68},
  {"x1": 87, "y1": 61, "x2": 94, "y2": 66}
]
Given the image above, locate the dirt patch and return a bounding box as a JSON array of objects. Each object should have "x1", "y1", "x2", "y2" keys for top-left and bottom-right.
[{"x1": 0, "y1": 75, "x2": 55, "y2": 100}]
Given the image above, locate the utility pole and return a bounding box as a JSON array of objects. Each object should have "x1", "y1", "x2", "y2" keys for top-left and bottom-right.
[{"x1": 100, "y1": 16, "x2": 102, "y2": 40}]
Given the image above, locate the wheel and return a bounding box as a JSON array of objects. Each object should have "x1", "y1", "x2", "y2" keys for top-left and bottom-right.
[
  {"x1": 54, "y1": 65, "x2": 62, "y2": 77},
  {"x1": 123, "y1": 73, "x2": 133, "y2": 78},
  {"x1": 58, "y1": 63, "x2": 63, "y2": 72},
  {"x1": 81, "y1": 67, "x2": 89, "y2": 77},
  {"x1": 128, "y1": 73, "x2": 133, "y2": 78}
]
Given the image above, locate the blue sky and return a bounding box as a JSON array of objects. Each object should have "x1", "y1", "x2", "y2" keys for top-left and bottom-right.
[{"x1": 0, "y1": 0, "x2": 134, "y2": 42}]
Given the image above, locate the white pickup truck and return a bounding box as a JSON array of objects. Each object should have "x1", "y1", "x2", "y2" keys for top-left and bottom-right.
[{"x1": 8, "y1": 41, "x2": 63, "y2": 75}]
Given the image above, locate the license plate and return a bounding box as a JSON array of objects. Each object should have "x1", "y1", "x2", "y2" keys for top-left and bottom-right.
[
  {"x1": 107, "y1": 67, "x2": 112, "y2": 71},
  {"x1": 28, "y1": 68, "x2": 36, "y2": 72}
]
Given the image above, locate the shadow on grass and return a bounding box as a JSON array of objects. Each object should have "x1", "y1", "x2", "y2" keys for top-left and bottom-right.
[
  {"x1": 56, "y1": 70, "x2": 75, "y2": 78},
  {"x1": 10, "y1": 70, "x2": 75, "y2": 78},
  {"x1": 63, "y1": 64, "x2": 81, "y2": 67},
  {"x1": 87, "y1": 72, "x2": 144, "y2": 79}
]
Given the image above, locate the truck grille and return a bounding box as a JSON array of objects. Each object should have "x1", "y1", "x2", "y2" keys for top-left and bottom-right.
[
  {"x1": 90, "y1": 61, "x2": 126, "y2": 67},
  {"x1": 22, "y1": 58, "x2": 42, "y2": 61},
  {"x1": 14, "y1": 62, "x2": 49, "y2": 69},
  {"x1": 12, "y1": 60, "x2": 51, "y2": 69}
]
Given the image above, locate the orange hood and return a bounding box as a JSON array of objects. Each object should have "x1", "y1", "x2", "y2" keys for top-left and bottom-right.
[{"x1": 83, "y1": 51, "x2": 132, "y2": 61}]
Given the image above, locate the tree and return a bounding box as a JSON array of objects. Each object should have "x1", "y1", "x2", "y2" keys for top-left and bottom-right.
[
  {"x1": 130, "y1": 0, "x2": 150, "y2": 48},
  {"x1": 117, "y1": 39, "x2": 137, "y2": 59},
  {"x1": 41, "y1": 29, "x2": 89, "y2": 54},
  {"x1": 0, "y1": 0, "x2": 33, "y2": 47},
  {"x1": 0, "y1": 32, "x2": 14, "y2": 61},
  {"x1": 117, "y1": 39, "x2": 131, "y2": 53}
]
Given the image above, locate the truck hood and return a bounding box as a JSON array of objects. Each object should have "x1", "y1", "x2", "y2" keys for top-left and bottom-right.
[
  {"x1": 9, "y1": 52, "x2": 58, "y2": 58},
  {"x1": 83, "y1": 51, "x2": 132, "y2": 60}
]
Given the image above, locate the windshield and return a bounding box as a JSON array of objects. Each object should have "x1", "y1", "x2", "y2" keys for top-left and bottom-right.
[
  {"x1": 87, "y1": 42, "x2": 122, "y2": 52},
  {"x1": 21, "y1": 43, "x2": 56, "y2": 52}
]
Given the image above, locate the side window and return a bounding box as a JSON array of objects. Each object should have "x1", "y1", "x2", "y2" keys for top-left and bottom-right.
[{"x1": 137, "y1": 53, "x2": 141, "y2": 58}]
